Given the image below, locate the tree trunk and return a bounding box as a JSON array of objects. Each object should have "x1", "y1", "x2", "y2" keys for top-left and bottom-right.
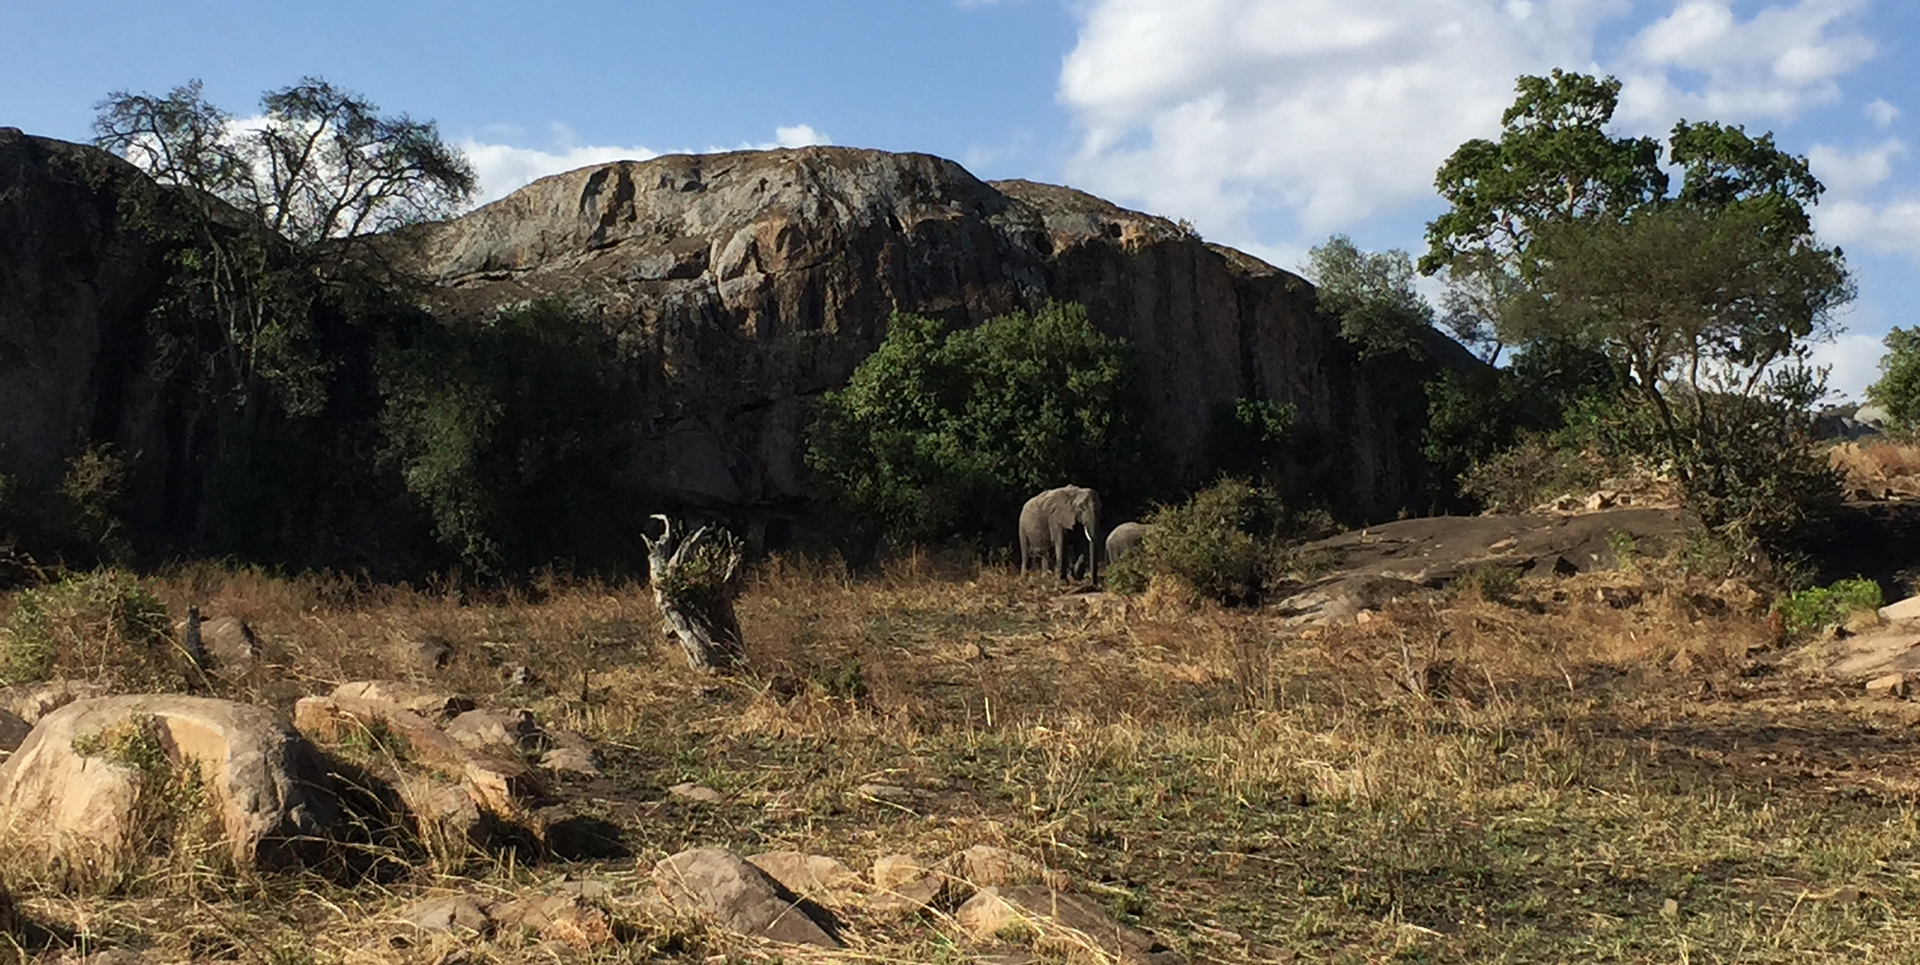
[{"x1": 642, "y1": 516, "x2": 746, "y2": 672}]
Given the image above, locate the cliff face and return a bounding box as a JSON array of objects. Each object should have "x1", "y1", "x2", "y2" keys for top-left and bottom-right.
[
  {"x1": 408, "y1": 147, "x2": 1445, "y2": 522},
  {"x1": 1, "y1": 135, "x2": 1454, "y2": 568},
  {"x1": 0, "y1": 128, "x2": 170, "y2": 507}
]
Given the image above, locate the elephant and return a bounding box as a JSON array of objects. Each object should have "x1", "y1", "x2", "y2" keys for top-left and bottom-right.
[
  {"x1": 1019, "y1": 485, "x2": 1102, "y2": 582},
  {"x1": 1104, "y1": 521, "x2": 1154, "y2": 565}
]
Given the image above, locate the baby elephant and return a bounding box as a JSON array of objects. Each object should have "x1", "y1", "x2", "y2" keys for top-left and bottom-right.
[{"x1": 1105, "y1": 521, "x2": 1154, "y2": 565}]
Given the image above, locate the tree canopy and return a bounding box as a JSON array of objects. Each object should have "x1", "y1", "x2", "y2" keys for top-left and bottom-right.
[
  {"x1": 1423, "y1": 70, "x2": 1852, "y2": 550},
  {"x1": 806, "y1": 303, "x2": 1153, "y2": 548},
  {"x1": 1305, "y1": 236, "x2": 1433, "y2": 360}
]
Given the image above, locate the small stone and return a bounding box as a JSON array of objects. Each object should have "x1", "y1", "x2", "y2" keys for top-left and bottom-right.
[
  {"x1": 486, "y1": 895, "x2": 614, "y2": 949},
  {"x1": 951, "y1": 845, "x2": 1060, "y2": 889},
  {"x1": 0, "y1": 709, "x2": 28, "y2": 755},
  {"x1": 857, "y1": 782, "x2": 915, "y2": 803},
  {"x1": 397, "y1": 637, "x2": 453, "y2": 670},
  {"x1": 956, "y1": 886, "x2": 1184, "y2": 965},
  {"x1": 653, "y1": 847, "x2": 841, "y2": 948},
  {"x1": 445, "y1": 708, "x2": 540, "y2": 752},
  {"x1": 1661, "y1": 898, "x2": 1680, "y2": 919},
  {"x1": 1867, "y1": 673, "x2": 1909, "y2": 699},
  {"x1": 398, "y1": 895, "x2": 490, "y2": 934},
  {"x1": 539, "y1": 741, "x2": 601, "y2": 777},
  {"x1": 330, "y1": 681, "x2": 475, "y2": 721},
  {"x1": 669, "y1": 782, "x2": 724, "y2": 804},
  {"x1": 1881, "y1": 596, "x2": 1920, "y2": 623},
  {"x1": 748, "y1": 851, "x2": 860, "y2": 899},
  {"x1": 552, "y1": 879, "x2": 615, "y2": 900},
  {"x1": 872, "y1": 853, "x2": 935, "y2": 891}
]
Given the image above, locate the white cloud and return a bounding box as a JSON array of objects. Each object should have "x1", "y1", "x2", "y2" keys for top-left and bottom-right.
[
  {"x1": 1056, "y1": 0, "x2": 1883, "y2": 254},
  {"x1": 1613, "y1": 0, "x2": 1876, "y2": 125},
  {"x1": 1058, "y1": 0, "x2": 1625, "y2": 244},
  {"x1": 1817, "y1": 196, "x2": 1920, "y2": 262},
  {"x1": 1807, "y1": 330, "x2": 1888, "y2": 402},
  {"x1": 1808, "y1": 138, "x2": 1906, "y2": 196},
  {"x1": 461, "y1": 125, "x2": 831, "y2": 206},
  {"x1": 1867, "y1": 98, "x2": 1901, "y2": 128},
  {"x1": 461, "y1": 140, "x2": 663, "y2": 206}
]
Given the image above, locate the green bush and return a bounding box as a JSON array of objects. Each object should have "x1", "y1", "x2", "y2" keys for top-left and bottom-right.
[
  {"x1": 377, "y1": 300, "x2": 634, "y2": 577},
  {"x1": 1865, "y1": 327, "x2": 1920, "y2": 431},
  {"x1": 1113, "y1": 479, "x2": 1329, "y2": 605},
  {"x1": 807, "y1": 302, "x2": 1154, "y2": 549},
  {"x1": 1, "y1": 570, "x2": 180, "y2": 689},
  {"x1": 1774, "y1": 578, "x2": 1882, "y2": 635}
]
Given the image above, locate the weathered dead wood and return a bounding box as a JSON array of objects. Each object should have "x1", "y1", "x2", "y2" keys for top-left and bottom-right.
[{"x1": 643, "y1": 515, "x2": 746, "y2": 672}]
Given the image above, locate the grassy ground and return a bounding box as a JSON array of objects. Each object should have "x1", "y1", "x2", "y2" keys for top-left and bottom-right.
[{"x1": 5, "y1": 552, "x2": 1920, "y2": 964}]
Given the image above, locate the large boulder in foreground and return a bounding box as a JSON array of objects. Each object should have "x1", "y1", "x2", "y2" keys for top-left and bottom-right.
[{"x1": 0, "y1": 695, "x2": 338, "y2": 881}]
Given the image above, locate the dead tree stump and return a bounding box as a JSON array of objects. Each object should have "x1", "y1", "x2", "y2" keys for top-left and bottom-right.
[{"x1": 643, "y1": 515, "x2": 746, "y2": 672}]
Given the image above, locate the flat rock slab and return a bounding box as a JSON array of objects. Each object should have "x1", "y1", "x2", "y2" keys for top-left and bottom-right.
[
  {"x1": 1826, "y1": 628, "x2": 1920, "y2": 680},
  {"x1": 0, "y1": 695, "x2": 338, "y2": 877},
  {"x1": 957, "y1": 886, "x2": 1185, "y2": 965},
  {"x1": 1277, "y1": 508, "x2": 1685, "y2": 625},
  {"x1": 748, "y1": 851, "x2": 860, "y2": 899},
  {"x1": 330, "y1": 681, "x2": 474, "y2": 721},
  {"x1": 653, "y1": 847, "x2": 840, "y2": 948}
]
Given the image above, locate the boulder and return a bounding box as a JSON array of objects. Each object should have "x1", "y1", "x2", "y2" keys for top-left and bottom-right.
[
  {"x1": 1867, "y1": 673, "x2": 1909, "y2": 699},
  {"x1": 652, "y1": 847, "x2": 840, "y2": 948},
  {"x1": 952, "y1": 845, "x2": 1060, "y2": 889},
  {"x1": 486, "y1": 895, "x2": 615, "y2": 949},
  {"x1": 329, "y1": 681, "x2": 475, "y2": 721},
  {"x1": 1881, "y1": 596, "x2": 1920, "y2": 624},
  {"x1": 0, "y1": 695, "x2": 338, "y2": 878},
  {"x1": 444, "y1": 707, "x2": 540, "y2": 752},
  {"x1": 538, "y1": 730, "x2": 601, "y2": 776},
  {"x1": 397, "y1": 895, "x2": 489, "y2": 934},
  {"x1": 0, "y1": 709, "x2": 29, "y2": 755},
  {"x1": 1, "y1": 679, "x2": 108, "y2": 724},
  {"x1": 869, "y1": 853, "x2": 948, "y2": 917},
  {"x1": 177, "y1": 614, "x2": 258, "y2": 673},
  {"x1": 955, "y1": 886, "x2": 1185, "y2": 965},
  {"x1": 747, "y1": 851, "x2": 860, "y2": 900},
  {"x1": 294, "y1": 694, "x2": 536, "y2": 818}
]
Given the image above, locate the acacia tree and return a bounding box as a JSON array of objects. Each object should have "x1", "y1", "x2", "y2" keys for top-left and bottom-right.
[
  {"x1": 1425, "y1": 70, "x2": 1853, "y2": 550},
  {"x1": 92, "y1": 79, "x2": 475, "y2": 414}
]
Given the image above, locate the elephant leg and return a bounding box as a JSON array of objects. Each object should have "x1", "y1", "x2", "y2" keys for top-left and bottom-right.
[
  {"x1": 1053, "y1": 528, "x2": 1067, "y2": 580},
  {"x1": 1019, "y1": 533, "x2": 1029, "y2": 574}
]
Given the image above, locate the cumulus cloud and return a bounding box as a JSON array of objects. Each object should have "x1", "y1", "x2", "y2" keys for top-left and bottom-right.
[
  {"x1": 1056, "y1": 0, "x2": 1883, "y2": 253},
  {"x1": 1058, "y1": 0, "x2": 1625, "y2": 242},
  {"x1": 1807, "y1": 330, "x2": 1889, "y2": 402},
  {"x1": 1808, "y1": 138, "x2": 1906, "y2": 196},
  {"x1": 461, "y1": 140, "x2": 663, "y2": 206},
  {"x1": 1867, "y1": 98, "x2": 1901, "y2": 128},
  {"x1": 1612, "y1": 0, "x2": 1877, "y2": 126},
  {"x1": 461, "y1": 124, "x2": 831, "y2": 206},
  {"x1": 1818, "y1": 196, "x2": 1920, "y2": 261}
]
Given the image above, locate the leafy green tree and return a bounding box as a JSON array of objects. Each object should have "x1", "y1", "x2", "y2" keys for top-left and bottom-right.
[
  {"x1": 807, "y1": 303, "x2": 1152, "y2": 548},
  {"x1": 1424, "y1": 69, "x2": 1852, "y2": 551},
  {"x1": 1866, "y1": 327, "x2": 1920, "y2": 430},
  {"x1": 376, "y1": 301, "x2": 633, "y2": 576},
  {"x1": 1305, "y1": 236, "x2": 1433, "y2": 359}
]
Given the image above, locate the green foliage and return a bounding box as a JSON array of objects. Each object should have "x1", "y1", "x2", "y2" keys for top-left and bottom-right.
[
  {"x1": 1866, "y1": 327, "x2": 1920, "y2": 431},
  {"x1": 59, "y1": 443, "x2": 131, "y2": 563},
  {"x1": 1113, "y1": 479, "x2": 1331, "y2": 605},
  {"x1": 807, "y1": 303, "x2": 1153, "y2": 547},
  {"x1": 1, "y1": 571, "x2": 179, "y2": 689},
  {"x1": 376, "y1": 300, "x2": 633, "y2": 576},
  {"x1": 1425, "y1": 342, "x2": 1624, "y2": 511},
  {"x1": 1305, "y1": 236, "x2": 1433, "y2": 359},
  {"x1": 1424, "y1": 70, "x2": 1851, "y2": 555},
  {"x1": 1774, "y1": 578, "x2": 1882, "y2": 635},
  {"x1": 1209, "y1": 398, "x2": 1298, "y2": 482}
]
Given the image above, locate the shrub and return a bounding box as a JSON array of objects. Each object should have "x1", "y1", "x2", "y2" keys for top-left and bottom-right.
[
  {"x1": 1866, "y1": 326, "x2": 1920, "y2": 431},
  {"x1": 377, "y1": 300, "x2": 634, "y2": 577},
  {"x1": 0, "y1": 570, "x2": 182, "y2": 690},
  {"x1": 807, "y1": 302, "x2": 1154, "y2": 549},
  {"x1": 1774, "y1": 578, "x2": 1882, "y2": 635},
  {"x1": 1114, "y1": 479, "x2": 1328, "y2": 605}
]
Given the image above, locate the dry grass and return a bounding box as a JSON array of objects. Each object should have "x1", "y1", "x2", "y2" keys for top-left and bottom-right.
[
  {"x1": 1832, "y1": 440, "x2": 1920, "y2": 498},
  {"x1": 4, "y1": 552, "x2": 1920, "y2": 964}
]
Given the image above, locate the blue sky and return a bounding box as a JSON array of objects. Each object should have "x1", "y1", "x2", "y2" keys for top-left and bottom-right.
[{"x1": 2, "y1": 0, "x2": 1915, "y2": 399}]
